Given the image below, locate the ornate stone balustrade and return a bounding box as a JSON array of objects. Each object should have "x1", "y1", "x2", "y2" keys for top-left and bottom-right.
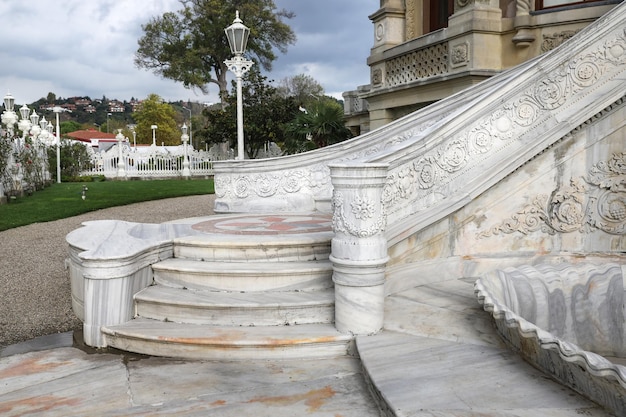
[{"x1": 475, "y1": 262, "x2": 626, "y2": 415}]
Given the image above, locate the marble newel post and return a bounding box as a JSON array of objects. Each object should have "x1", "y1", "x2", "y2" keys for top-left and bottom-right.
[{"x1": 329, "y1": 163, "x2": 389, "y2": 335}]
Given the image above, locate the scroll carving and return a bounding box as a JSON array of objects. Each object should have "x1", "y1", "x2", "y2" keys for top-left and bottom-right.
[{"x1": 480, "y1": 152, "x2": 626, "y2": 237}]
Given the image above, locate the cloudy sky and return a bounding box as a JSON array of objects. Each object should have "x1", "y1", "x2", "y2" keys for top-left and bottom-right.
[{"x1": 0, "y1": 0, "x2": 377, "y2": 105}]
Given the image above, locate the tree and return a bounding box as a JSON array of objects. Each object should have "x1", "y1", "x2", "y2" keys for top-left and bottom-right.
[
  {"x1": 276, "y1": 74, "x2": 324, "y2": 108},
  {"x1": 132, "y1": 94, "x2": 181, "y2": 145},
  {"x1": 47, "y1": 140, "x2": 93, "y2": 182},
  {"x1": 135, "y1": 0, "x2": 296, "y2": 104},
  {"x1": 60, "y1": 121, "x2": 83, "y2": 135},
  {"x1": 198, "y1": 68, "x2": 298, "y2": 158},
  {"x1": 284, "y1": 99, "x2": 352, "y2": 154}
]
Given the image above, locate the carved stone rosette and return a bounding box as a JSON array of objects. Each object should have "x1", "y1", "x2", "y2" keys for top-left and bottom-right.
[{"x1": 329, "y1": 163, "x2": 389, "y2": 335}]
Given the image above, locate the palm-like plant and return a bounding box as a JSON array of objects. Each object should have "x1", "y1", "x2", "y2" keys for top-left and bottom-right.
[{"x1": 284, "y1": 99, "x2": 351, "y2": 154}]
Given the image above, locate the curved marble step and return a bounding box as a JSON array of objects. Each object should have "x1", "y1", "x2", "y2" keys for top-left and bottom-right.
[
  {"x1": 174, "y1": 231, "x2": 332, "y2": 262},
  {"x1": 102, "y1": 318, "x2": 354, "y2": 360},
  {"x1": 152, "y1": 258, "x2": 333, "y2": 292},
  {"x1": 135, "y1": 285, "x2": 335, "y2": 326}
]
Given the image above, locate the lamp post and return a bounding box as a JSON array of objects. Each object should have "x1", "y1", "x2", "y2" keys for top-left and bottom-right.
[
  {"x1": 129, "y1": 125, "x2": 137, "y2": 150},
  {"x1": 151, "y1": 124, "x2": 157, "y2": 146},
  {"x1": 17, "y1": 104, "x2": 32, "y2": 147},
  {"x1": 115, "y1": 130, "x2": 127, "y2": 180},
  {"x1": 182, "y1": 106, "x2": 192, "y2": 149},
  {"x1": 52, "y1": 107, "x2": 63, "y2": 183},
  {"x1": 181, "y1": 124, "x2": 191, "y2": 179},
  {"x1": 106, "y1": 113, "x2": 112, "y2": 133},
  {"x1": 2, "y1": 93, "x2": 17, "y2": 138},
  {"x1": 225, "y1": 10, "x2": 253, "y2": 160}
]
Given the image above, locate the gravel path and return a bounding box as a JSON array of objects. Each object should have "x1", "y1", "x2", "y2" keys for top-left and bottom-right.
[{"x1": 0, "y1": 194, "x2": 216, "y2": 348}]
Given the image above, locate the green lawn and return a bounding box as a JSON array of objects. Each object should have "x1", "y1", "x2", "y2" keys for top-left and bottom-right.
[{"x1": 0, "y1": 179, "x2": 214, "y2": 231}]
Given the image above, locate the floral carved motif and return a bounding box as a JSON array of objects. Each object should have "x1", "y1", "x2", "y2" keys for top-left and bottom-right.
[
  {"x1": 542, "y1": 30, "x2": 581, "y2": 53},
  {"x1": 332, "y1": 191, "x2": 386, "y2": 238},
  {"x1": 480, "y1": 152, "x2": 626, "y2": 237},
  {"x1": 215, "y1": 164, "x2": 330, "y2": 200}
]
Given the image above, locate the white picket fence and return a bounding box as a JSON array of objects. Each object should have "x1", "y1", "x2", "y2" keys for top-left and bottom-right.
[
  {"x1": 81, "y1": 141, "x2": 284, "y2": 179},
  {"x1": 81, "y1": 144, "x2": 222, "y2": 179}
]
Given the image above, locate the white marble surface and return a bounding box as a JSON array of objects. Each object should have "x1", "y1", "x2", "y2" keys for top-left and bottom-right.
[
  {"x1": 102, "y1": 319, "x2": 354, "y2": 360},
  {"x1": 152, "y1": 258, "x2": 333, "y2": 292},
  {"x1": 356, "y1": 276, "x2": 613, "y2": 416},
  {"x1": 135, "y1": 285, "x2": 335, "y2": 326}
]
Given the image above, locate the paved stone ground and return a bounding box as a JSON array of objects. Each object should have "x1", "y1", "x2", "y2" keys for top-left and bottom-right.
[{"x1": 0, "y1": 194, "x2": 215, "y2": 348}]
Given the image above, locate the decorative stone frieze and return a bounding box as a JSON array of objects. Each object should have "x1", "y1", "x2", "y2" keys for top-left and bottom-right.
[
  {"x1": 329, "y1": 163, "x2": 389, "y2": 335},
  {"x1": 541, "y1": 30, "x2": 581, "y2": 53},
  {"x1": 480, "y1": 151, "x2": 626, "y2": 237}
]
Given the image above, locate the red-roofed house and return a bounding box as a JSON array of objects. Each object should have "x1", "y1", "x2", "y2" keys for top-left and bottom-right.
[{"x1": 66, "y1": 129, "x2": 118, "y2": 151}]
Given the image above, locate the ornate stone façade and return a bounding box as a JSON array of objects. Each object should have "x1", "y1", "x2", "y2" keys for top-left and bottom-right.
[{"x1": 345, "y1": 0, "x2": 624, "y2": 134}]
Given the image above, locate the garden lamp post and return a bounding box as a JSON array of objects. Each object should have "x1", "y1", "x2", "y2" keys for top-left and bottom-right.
[
  {"x1": 116, "y1": 130, "x2": 127, "y2": 180},
  {"x1": 151, "y1": 124, "x2": 157, "y2": 146},
  {"x1": 52, "y1": 106, "x2": 63, "y2": 183},
  {"x1": 181, "y1": 124, "x2": 191, "y2": 179},
  {"x1": 17, "y1": 104, "x2": 32, "y2": 146},
  {"x1": 182, "y1": 106, "x2": 192, "y2": 148},
  {"x1": 225, "y1": 10, "x2": 253, "y2": 160},
  {"x1": 2, "y1": 93, "x2": 17, "y2": 138}
]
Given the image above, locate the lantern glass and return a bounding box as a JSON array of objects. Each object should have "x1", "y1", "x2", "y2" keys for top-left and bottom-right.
[
  {"x1": 182, "y1": 123, "x2": 188, "y2": 136},
  {"x1": 3, "y1": 93, "x2": 15, "y2": 111},
  {"x1": 225, "y1": 11, "x2": 250, "y2": 55},
  {"x1": 30, "y1": 110, "x2": 40, "y2": 126},
  {"x1": 19, "y1": 104, "x2": 30, "y2": 121}
]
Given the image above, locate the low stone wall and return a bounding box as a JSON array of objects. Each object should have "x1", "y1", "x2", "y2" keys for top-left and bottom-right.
[{"x1": 475, "y1": 262, "x2": 626, "y2": 415}]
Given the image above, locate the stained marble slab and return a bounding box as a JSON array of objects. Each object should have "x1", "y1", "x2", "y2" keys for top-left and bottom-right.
[{"x1": 0, "y1": 347, "x2": 380, "y2": 417}]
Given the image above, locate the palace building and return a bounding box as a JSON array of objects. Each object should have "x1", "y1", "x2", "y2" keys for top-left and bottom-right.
[{"x1": 344, "y1": 0, "x2": 624, "y2": 134}]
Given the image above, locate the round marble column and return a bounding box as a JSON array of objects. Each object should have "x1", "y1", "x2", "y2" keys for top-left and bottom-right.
[{"x1": 329, "y1": 163, "x2": 389, "y2": 335}]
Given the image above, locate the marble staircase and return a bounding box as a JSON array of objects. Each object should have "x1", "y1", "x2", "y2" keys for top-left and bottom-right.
[{"x1": 100, "y1": 221, "x2": 354, "y2": 360}]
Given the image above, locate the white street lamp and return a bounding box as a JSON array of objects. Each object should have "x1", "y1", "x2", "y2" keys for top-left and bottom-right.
[
  {"x1": 151, "y1": 124, "x2": 157, "y2": 146},
  {"x1": 115, "y1": 130, "x2": 127, "y2": 179},
  {"x1": 181, "y1": 124, "x2": 191, "y2": 179},
  {"x1": 2, "y1": 93, "x2": 17, "y2": 138},
  {"x1": 107, "y1": 112, "x2": 112, "y2": 133},
  {"x1": 18, "y1": 104, "x2": 32, "y2": 146},
  {"x1": 182, "y1": 106, "x2": 192, "y2": 149},
  {"x1": 225, "y1": 10, "x2": 253, "y2": 160},
  {"x1": 52, "y1": 107, "x2": 63, "y2": 184},
  {"x1": 129, "y1": 125, "x2": 136, "y2": 150}
]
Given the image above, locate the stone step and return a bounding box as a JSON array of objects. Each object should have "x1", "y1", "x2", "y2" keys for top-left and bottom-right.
[
  {"x1": 102, "y1": 318, "x2": 354, "y2": 360},
  {"x1": 152, "y1": 258, "x2": 334, "y2": 292},
  {"x1": 173, "y1": 231, "x2": 332, "y2": 262},
  {"x1": 134, "y1": 285, "x2": 335, "y2": 326}
]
